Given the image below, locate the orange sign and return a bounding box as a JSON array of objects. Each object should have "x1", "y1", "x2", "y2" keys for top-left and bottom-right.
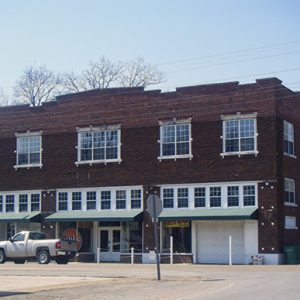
[
  {"x1": 62, "y1": 228, "x2": 82, "y2": 251},
  {"x1": 165, "y1": 220, "x2": 190, "y2": 228}
]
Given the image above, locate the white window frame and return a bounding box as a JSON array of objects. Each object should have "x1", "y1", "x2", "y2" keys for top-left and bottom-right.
[
  {"x1": 14, "y1": 131, "x2": 43, "y2": 169},
  {"x1": 0, "y1": 191, "x2": 41, "y2": 213},
  {"x1": 285, "y1": 216, "x2": 298, "y2": 230},
  {"x1": 284, "y1": 178, "x2": 296, "y2": 206},
  {"x1": 221, "y1": 113, "x2": 258, "y2": 157},
  {"x1": 283, "y1": 120, "x2": 296, "y2": 158},
  {"x1": 76, "y1": 125, "x2": 121, "y2": 165},
  {"x1": 158, "y1": 118, "x2": 193, "y2": 160},
  {"x1": 161, "y1": 182, "x2": 257, "y2": 210},
  {"x1": 55, "y1": 186, "x2": 143, "y2": 212}
]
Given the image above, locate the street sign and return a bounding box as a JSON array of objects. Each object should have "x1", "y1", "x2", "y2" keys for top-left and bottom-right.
[{"x1": 147, "y1": 194, "x2": 162, "y2": 219}]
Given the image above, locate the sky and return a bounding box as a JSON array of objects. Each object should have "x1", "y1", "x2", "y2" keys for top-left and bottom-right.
[{"x1": 1, "y1": 0, "x2": 300, "y2": 98}]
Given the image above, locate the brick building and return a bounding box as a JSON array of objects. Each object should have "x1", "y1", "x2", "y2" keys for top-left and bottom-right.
[{"x1": 0, "y1": 77, "x2": 299, "y2": 264}]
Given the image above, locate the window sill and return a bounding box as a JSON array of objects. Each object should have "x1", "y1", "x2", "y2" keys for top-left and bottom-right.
[
  {"x1": 14, "y1": 164, "x2": 43, "y2": 170},
  {"x1": 220, "y1": 151, "x2": 259, "y2": 158},
  {"x1": 158, "y1": 155, "x2": 193, "y2": 161},
  {"x1": 75, "y1": 159, "x2": 122, "y2": 166},
  {"x1": 284, "y1": 153, "x2": 297, "y2": 159},
  {"x1": 285, "y1": 227, "x2": 298, "y2": 230},
  {"x1": 284, "y1": 202, "x2": 298, "y2": 207}
]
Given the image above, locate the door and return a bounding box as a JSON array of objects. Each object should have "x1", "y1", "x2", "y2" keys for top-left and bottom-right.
[
  {"x1": 6, "y1": 232, "x2": 27, "y2": 258},
  {"x1": 196, "y1": 221, "x2": 245, "y2": 264},
  {"x1": 99, "y1": 228, "x2": 121, "y2": 262}
]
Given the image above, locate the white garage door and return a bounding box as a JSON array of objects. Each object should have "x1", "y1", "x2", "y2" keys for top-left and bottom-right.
[{"x1": 196, "y1": 221, "x2": 245, "y2": 264}]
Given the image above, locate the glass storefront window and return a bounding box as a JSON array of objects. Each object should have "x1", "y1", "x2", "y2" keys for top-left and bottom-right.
[{"x1": 162, "y1": 221, "x2": 191, "y2": 253}]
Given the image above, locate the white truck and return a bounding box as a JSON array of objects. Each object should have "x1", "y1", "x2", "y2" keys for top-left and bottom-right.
[{"x1": 0, "y1": 231, "x2": 77, "y2": 264}]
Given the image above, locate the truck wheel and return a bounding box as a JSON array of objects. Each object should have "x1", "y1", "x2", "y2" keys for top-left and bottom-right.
[
  {"x1": 56, "y1": 256, "x2": 69, "y2": 264},
  {"x1": 37, "y1": 250, "x2": 50, "y2": 264},
  {"x1": 0, "y1": 250, "x2": 6, "y2": 264}
]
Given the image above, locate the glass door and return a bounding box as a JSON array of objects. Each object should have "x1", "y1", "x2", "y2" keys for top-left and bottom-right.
[{"x1": 99, "y1": 227, "x2": 121, "y2": 262}]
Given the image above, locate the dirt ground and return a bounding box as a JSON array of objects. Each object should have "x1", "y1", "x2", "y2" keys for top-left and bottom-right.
[{"x1": 1, "y1": 263, "x2": 300, "y2": 299}]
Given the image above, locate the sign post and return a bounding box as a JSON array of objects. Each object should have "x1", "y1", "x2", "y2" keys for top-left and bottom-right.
[{"x1": 147, "y1": 194, "x2": 163, "y2": 281}]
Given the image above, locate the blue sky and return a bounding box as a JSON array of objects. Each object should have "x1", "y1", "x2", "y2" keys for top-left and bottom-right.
[{"x1": 1, "y1": 0, "x2": 300, "y2": 96}]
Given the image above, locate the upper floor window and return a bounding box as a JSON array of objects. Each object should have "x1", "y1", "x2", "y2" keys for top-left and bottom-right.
[
  {"x1": 76, "y1": 125, "x2": 121, "y2": 165},
  {"x1": 31, "y1": 194, "x2": 40, "y2": 211},
  {"x1": 221, "y1": 113, "x2": 257, "y2": 156},
  {"x1": 86, "y1": 191, "x2": 96, "y2": 210},
  {"x1": 72, "y1": 192, "x2": 82, "y2": 210},
  {"x1": 159, "y1": 119, "x2": 192, "y2": 160},
  {"x1": 15, "y1": 132, "x2": 42, "y2": 168},
  {"x1": 19, "y1": 194, "x2": 28, "y2": 212},
  {"x1": 284, "y1": 121, "x2": 295, "y2": 157},
  {"x1": 0, "y1": 195, "x2": 3, "y2": 212},
  {"x1": 131, "y1": 190, "x2": 142, "y2": 209},
  {"x1": 6, "y1": 195, "x2": 15, "y2": 212},
  {"x1": 58, "y1": 192, "x2": 68, "y2": 211},
  {"x1": 285, "y1": 178, "x2": 296, "y2": 205}
]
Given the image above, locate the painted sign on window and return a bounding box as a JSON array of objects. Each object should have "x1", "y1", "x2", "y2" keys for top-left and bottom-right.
[{"x1": 62, "y1": 228, "x2": 82, "y2": 251}]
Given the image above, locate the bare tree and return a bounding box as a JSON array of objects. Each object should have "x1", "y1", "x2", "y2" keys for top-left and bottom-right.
[
  {"x1": 63, "y1": 57, "x2": 123, "y2": 93},
  {"x1": 118, "y1": 57, "x2": 166, "y2": 88},
  {"x1": 62, "y1": 57, "x2": 166, "y2": 93},
  {"x1": 14, "y1": 65, "x2": 61, "y2": 106}
]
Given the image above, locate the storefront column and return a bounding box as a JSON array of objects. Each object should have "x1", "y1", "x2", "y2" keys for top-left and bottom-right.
[{"x1": 192, "y1": 221, "x2": 197, "y2": 263}]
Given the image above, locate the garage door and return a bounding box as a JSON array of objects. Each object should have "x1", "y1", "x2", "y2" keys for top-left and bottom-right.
[{"x1": 196, "y1": 221, "x2": 245, "y2": 264}]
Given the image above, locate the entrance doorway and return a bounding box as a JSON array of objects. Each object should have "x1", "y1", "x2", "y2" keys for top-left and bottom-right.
[{"x1": 99, "y1": 227, "x2": 121, "y2": 262}]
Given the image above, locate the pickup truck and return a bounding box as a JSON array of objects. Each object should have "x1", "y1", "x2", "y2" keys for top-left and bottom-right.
[{"x1": 0, "y1": 231, "x2": 77, "y2": 265}]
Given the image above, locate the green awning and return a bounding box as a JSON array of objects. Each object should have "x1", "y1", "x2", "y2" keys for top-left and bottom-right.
[
  {"x1": 158, "y1": 208, "x2": 258, "y2": 221},
  {"x1": 0, "y1": 212, "x2": 41, "y2": 222},
  {"x1": 46, "y1": 210, "x2": 143, "y2": 222}
]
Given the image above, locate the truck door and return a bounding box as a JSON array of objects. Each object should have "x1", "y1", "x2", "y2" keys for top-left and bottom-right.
[{"x1": 6, "y1": 232, "x2": 27, "y2": 258}]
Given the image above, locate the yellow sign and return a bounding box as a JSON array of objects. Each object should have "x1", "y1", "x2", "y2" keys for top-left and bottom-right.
[{"x1": 165, "y1": 221, "x2": 189, "y2": 228}]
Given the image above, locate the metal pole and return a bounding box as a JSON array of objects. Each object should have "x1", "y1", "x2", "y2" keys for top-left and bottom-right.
[
  {"x1": 131, "y1": 247, "x2": 134, "y2": 265},
  {"x1": 170, "y1": 236, "x2": 173, "y2": 265},
  {"x1": 153, "y1": 196, "x2": 161, "y2": 280},
  {"x1": 97, "y1": 247, "x2": 100, "y2": 264},
  {"x1": 229, "y1": 235, "x2": 232, "y2": 266}
]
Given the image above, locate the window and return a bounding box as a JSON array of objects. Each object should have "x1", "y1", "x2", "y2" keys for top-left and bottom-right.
[
  {"x1": 285, "y1": 216, "x2": 297, "y2": 229},
  {"x1": 227, "y1": 186, "x2": 239, "y2": 207},
  {"x1": 284, "y1": 121, "x2": 295, "y2": 156},
  {"x1": 243, "y1": 185, "x2": 256, "y2": 206},
  {"x1": 210, "y1": 187, "x2": 221, "y2": 207},
  {"x1": 16, "y1": 134, "x2": 42, "y2": 167},
  {"x1": 163, "y1": 188, "x2": 174, "y2": 208},
  {"x1": 58, "y1": 192, "x2": 68, "y2": 211},
  {"x1": 222, "y1": 116, "x2": 257, "y2": 155},
  {"x1": 0, "y1": 195, "x2": 2, "y2": 212},
  {"x1": 160, "y1": 123, "x2": 191, "y2": 158},
  {"x1": 29, "y1": 232, "x2": 46, "y2": 240},
  {"x1": 194, "y1": 188, "x2": 206, "y2": 208},
  {"x1": 72, "y1": 192, "x2": 82, "y2": 210},
  {"x1": 86, "y1": 191, "x2": 96, "y2": 210},
  {"x1": 131, "y1": 190, "x2": 141, "y2": 209},
  {"x1": 116, "y1": 190, "x2": 126, "y2": 209},
  {"x1": 31, "y1": 194, "x2": 40, "y2": 211},
  {"x1": 285, "y1": 178, "x2": 295, "y2": 205},
  {"x1": 77, "y1": 128, "x2": 120, "y2": 163},
  {"x1": 19, "y1": 194, "x2": 28, "y2": 212},
  {"x1": 178, "y1": 188, "x2": 189, "y2": 208},
  {"x1": 12, "y1": 233, "x2": 25, "y2": 242},
  {"x1": 6, "y1": 195, "x2": 14, "y2": 212},
  {"x1": 101, "y1": 191, "x2": 111, "y2": 210}
]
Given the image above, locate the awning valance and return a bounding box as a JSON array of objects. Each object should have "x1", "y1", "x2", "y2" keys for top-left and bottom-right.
[
  {"x1": 46, "y1": 210, "x2": 143, "y2": 222},
  {"x1": 158, "y1": 208, "x2": 258, "y2": 221},
  {"x1": 0, "y1": 212, "x2": 41, "y2": 223}
]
